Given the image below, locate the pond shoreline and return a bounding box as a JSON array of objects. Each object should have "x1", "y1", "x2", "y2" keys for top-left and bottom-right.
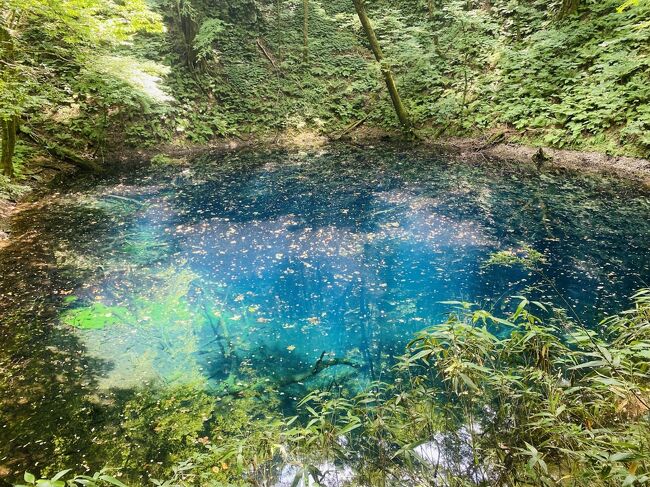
[
  {"x1": 437, "y1": 137, "x2": 650, "y2": 187},
  {"x1": 105, "y1": 131, "x2": 650, "y2": 185},
  {"x1": 2, "y1": 133, "x2": 649, "y2": 248}
]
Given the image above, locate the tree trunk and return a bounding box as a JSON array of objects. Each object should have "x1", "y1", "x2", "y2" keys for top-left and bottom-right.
[
  {"x1": 558, "y1": 0, "x2": 580, "y2": 18},
  {"x1": 1, "y1": 120, "x2": 14, "y2": 178},
  {"x1": 352, "y1": 0, "x2": 412, "y2": 131},
  {"x1": 2, "y1": 117, "x2": 17, "y2": 177},
  {"x1": 303, "y1": 0, "x2": 309, "y2": 62},
  {"x1": 175, "y1": 0, "x2": 198, "y2": 69},
  {"x1": 0, "y1": 24, "x2": 17, "y2": 178}
]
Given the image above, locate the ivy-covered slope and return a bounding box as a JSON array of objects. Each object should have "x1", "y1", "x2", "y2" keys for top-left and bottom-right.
[
  {"x1": 7, "y1": 0, "x2": 649, "y2": 170},
  {"x1": 142, "y1": 0, "x2": 649, "y2": 156}
]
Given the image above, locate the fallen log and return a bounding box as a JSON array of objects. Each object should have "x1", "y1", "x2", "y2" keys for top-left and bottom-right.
[
  {"x1": 47, "y1": 143, "x2": 103, "y2": 173},
  {"x1": 19, "y1": 126, "x2": 103, "y2": 173},
  {"x1": 331, "y1": 117, "x2": 368, "y2": 140},
  {"x1": 256, "y1": 38, "x2": 279, "y2": 70}
]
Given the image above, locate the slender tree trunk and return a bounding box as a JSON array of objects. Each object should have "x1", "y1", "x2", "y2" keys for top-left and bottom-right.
[
  {"x1": 558, "y1": 0, "x2": 580, "y2": 18},
  {"x1": 1, "y1": 117, "x2": 16, "y2": 178},
  {"x1": 8, "y1": 117, "x2": 16, "y2": 175},
  {"x1": 1, "y1": 120, "x2": 12, "y2": 177},
  {"x1": 352, "y1": 0, "x2": 412, "y2": 131},
  {"x1": 1, "y1": 23, "x2": 17, "y2": 177},
  {"x1": 176, "y1": 0, "x2": 198, "y2": 69},
  {"x1": 302, "y1": 0, "x2": 309, "y2": 62}
]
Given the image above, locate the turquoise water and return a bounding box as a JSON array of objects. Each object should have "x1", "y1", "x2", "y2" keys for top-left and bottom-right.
[{"x1": 1, "y1": 146, "x2": 649, "y2": 474}]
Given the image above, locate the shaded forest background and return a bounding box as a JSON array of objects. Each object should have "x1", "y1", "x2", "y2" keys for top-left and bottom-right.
[{"x1": 1, "y1": 0, "x2": 649, "y2": 183}]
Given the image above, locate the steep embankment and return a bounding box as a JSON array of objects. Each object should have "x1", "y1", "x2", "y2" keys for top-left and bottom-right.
[{"x1": 150, "y1": 0, "x2": 649, "y2": 157}]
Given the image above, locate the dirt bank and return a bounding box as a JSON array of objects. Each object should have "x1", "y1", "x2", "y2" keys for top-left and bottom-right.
[
  {"x1": 333, "y1": 127, "x2": 650, "y2": 185},
  {"x1": 103, "y1": 129, "x2": 650, "y2": 185},
  {"x1": 432, "y1": 136, "x2": 650, "y2": 187},
  {"x1": 0, "y1": 156, "x2": 78, "y2": 249}
]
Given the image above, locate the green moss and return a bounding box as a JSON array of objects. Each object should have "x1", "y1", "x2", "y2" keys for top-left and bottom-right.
[
  {"x1": 134, "y1": 268, "x2": 197, "y2": 325},
  {"x1": 60, "y1": 302, "x2": 130, "y2": 329}
]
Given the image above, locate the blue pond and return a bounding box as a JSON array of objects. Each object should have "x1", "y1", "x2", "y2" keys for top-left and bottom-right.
[
  {"x1": 1, "y1": 145, "x2": 650, "y2": 475},
  {"x1": 1, "y1": 146, "x2": 649, "y2": 397}
]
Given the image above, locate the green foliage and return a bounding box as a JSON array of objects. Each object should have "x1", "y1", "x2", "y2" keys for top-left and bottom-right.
[
  {"x1": 618, "y1": 0, "x2": 641, "y2": 12},
  {"x1": 150, "y1": 154, "x2": 187, "y2": 168},
  {"x1": 0, "y1": 0, "x2": 166, "y2": 173},
  {"x1": 150, "y1": 0, "x2": 650, "y2": 155},
  {"x1": 19, "y1": 289, "x2": 650, "y2": 486},
  {"x1": 284, "y1": 290, "x2": 650, "y2": 485},
  {"x1": 17, "y1": 469, "x2": 128, "y2": 487},
  {"x1": 194, "y1": 18, "x2": 227, "y2": 62},
  {"x1": 483, "y1": 244, "x2": 547, "y2": 269},
  {"x1": 6, "y1": 0, "x2": 649, "y2": 158},
  {"x1": 3, "y1": 0, "x2": 650, "y2": 172},
  {"x1": 108, "y1": 384, "x2": 215, "y2": 476},
  {"x1": 491, "y1": 0, "x2": 650, "y2": 153}
]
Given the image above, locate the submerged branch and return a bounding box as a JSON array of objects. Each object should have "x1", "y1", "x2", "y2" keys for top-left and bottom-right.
[{"x1": 214, "y1": 351, "x2": 363, "y2": 396}]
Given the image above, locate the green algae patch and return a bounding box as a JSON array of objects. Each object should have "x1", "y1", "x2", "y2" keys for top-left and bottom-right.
[
  {"x1": 61, "y1": 303, "x2": 130, "y2": 329},
  {"x1": 59, "y1": 268, "x2": 199, "y2": 333}
]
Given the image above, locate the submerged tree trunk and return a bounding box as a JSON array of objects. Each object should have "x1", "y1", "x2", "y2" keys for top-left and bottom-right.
[
  {"x1": 0, "y1": 23, "x2": 17, "y2": 177},
  {"x1": 352, "y1": 0, "x2": 412, "y2": 131}
]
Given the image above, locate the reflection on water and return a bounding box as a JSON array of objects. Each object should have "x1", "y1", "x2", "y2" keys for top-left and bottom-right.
[{"x1": 0, "y1": 146, "x2": 649, "y2": 475}]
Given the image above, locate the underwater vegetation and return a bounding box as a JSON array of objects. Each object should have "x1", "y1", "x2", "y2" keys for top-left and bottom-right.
[
  {"x1": 1, "y1": 147, "x2": 649, "y2": 485},
  {"x1": 61, "y1": 302, "x2": 126, "y2": 330}
]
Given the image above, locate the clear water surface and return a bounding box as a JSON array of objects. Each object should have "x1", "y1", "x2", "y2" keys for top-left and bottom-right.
[{"x1": 1, "y1": 146, "x2": 649, "y2": 472}]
